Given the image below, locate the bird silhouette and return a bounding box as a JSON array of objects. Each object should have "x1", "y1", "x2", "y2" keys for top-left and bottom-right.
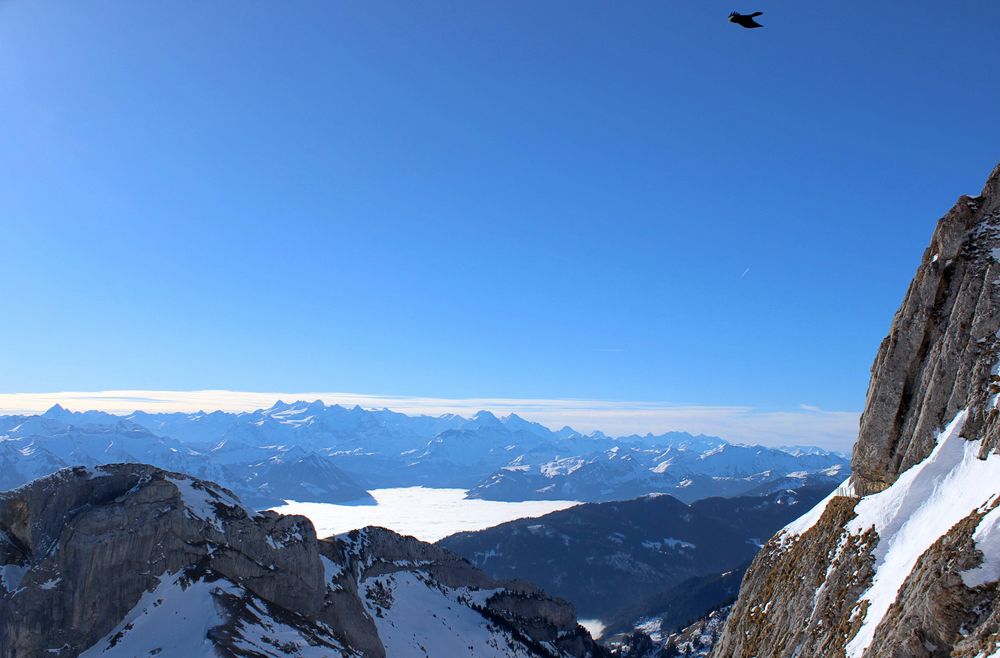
[{"x1": 729, "y1": 11, "x2": 764, "y2": 28}]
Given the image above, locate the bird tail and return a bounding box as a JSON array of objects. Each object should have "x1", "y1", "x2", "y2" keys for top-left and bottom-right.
[{"x1": 750, "y1": 11, "x2": 762, "y2": 17}]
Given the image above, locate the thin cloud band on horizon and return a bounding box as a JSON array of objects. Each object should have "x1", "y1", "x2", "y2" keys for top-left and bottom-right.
[{"x1": 0, "y1": 390, "x2": 861, "y2": 452}]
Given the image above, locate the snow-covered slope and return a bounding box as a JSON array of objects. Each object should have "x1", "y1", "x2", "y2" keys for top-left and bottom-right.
[
  {"x1": 362, "y1": 571, "x2": 540, "y2": 657},
  {"x1": 79, "y1": 571, "x2": 358, "y2": 658},
  {"x1": 843, "y1": 410, "x2": 1000, "y2": 657}
]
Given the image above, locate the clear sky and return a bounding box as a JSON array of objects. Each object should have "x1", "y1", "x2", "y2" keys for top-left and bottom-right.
[{"x1": 2, "y1": 1, "x2": 998, "y2": 447}]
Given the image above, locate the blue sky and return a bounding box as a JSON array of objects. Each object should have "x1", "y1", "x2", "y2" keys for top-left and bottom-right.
[{"x1": 2, "y1": 1, "x2": 998, "y2": 447}]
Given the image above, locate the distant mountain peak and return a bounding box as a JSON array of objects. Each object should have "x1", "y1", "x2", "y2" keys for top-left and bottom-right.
[
  {"x1": 42, "y1": 403, "x2": 71, "y2": 418},
  {"x1": 7, "y1": 396, "x2": 848, "y2": 510},
  {"x1": 465, "y1": 410, "x2": 504, "y2": 429},
  {"x1": 266, "y1": 399, "x2": 292, "y2": 412}
]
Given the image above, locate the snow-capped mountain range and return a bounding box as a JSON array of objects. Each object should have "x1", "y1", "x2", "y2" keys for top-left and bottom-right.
[{"x1": 0, "y1": 402, "x2": 848, "y2": 506}]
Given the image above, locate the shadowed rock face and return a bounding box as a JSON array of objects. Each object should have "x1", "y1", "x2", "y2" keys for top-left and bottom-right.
[
  {"x1": 714, "y1": 163, "x2": 1000, "y2": 658},
  {"x1": 0, "y1": 464, "x2": 607, "y2": 658},
  {"x1": 852, "y1": 163, "x2": 1000, "y2": 495}
]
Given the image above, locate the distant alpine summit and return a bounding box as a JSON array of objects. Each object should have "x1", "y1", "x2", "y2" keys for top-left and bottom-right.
[{"x1": 0, "y1": 401, "x2": 847, "y2": 506}]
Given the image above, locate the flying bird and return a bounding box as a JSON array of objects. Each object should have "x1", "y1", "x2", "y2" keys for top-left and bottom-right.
[{"x1": 729, "y1": 11, "x2": 764, "y2": 28}]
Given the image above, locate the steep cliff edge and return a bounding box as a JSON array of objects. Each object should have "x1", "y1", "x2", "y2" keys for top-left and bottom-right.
[
  {"x1": 854, "y1": 163, "x2": 1000, "y2": 495},
  {"x1": 714, "y1": 163, "x2": 1000, "y2": 658},
  {"x1": 0, "y1": 464, "x2": 605, "y2": 658}
]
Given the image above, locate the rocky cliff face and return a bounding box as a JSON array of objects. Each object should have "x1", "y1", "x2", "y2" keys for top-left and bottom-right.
[
  {"x1": 853, "y1": 163, "x2": 1000, "y2": 495},
  {"x1": 713, "y1": 163, "x2": 1000, "y2": 658},
  {"x1": 0, "y1": 464, "x2": 606, "y2": 658}
]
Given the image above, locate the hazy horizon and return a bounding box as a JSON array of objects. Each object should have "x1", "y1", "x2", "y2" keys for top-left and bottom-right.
[{"x1": 0, "y1": 388, "x2": 857, "y2": 451}]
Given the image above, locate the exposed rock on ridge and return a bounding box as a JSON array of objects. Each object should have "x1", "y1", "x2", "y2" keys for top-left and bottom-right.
[{"x1": 0, "y1": 464, "x2": 606, "y2": 657}]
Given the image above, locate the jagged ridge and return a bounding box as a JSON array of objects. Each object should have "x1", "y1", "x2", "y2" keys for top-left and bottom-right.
[{"x1": 0, "y1": 464, "x2": 607, "y2": 658}]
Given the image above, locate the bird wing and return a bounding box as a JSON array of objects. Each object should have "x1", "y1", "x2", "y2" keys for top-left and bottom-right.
[{"x1": 749, "y1": 11, "x2": 763, "y2": 17}]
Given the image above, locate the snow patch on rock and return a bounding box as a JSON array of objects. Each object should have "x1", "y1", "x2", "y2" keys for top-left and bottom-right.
[
  {"x1": 845, "y1": 411, "x2": 1000, "y2": 658},
  {"x1": 79, "y1": 573, "x2": 227, "y2": 656},
  {"x1": 361, "y1": 571, "x2": 537, "y2": 657},
  {"x1": 320, "y1": 555, "x2": 344, "y2": 591},
  {"x1": 778, "y1": 477, "x2": 849, "y2": 539},
  {"x1": 962, "y1": 501, "x2": 1000, "y2": 588},
  {"x1": 166, "y1": 475, "x2": 250, "y2": 532}
]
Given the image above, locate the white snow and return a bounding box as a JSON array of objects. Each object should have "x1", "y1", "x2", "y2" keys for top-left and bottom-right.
[
  {"x1": 579, "y1": 619, "x2": 606, "y2": 639},
  {"x1": 633, "y1": 617, "x2": 663, "y2": 642},
  {"x1": 361, "y1": 571, "x2": 537, "y2": 657},
  {"x1": 80, "y1": 573, "x2": 227, "y2": 656},
  {"x1": 39, "y1": 577, "x2": 61, "y2": 590},
  {"x1": 272, "y1": 487, "x2": 580, "y2": 543},
  {"x1": 540, "y1": 457, "x2": 585, "y2": 477},
  {"x1": 229, "y1": 594, "x2": 354, "y2": 657},
  {"x1": 81, "y1": 571, "x2": 352, "y2": 657},
  {"x1": 166, "y1": 476, "x2": 235, "y2": 532},
  {"x1": 962, "y1": 500, "x2": 1000, "y2": 587},
  {"x1": 642, "y1": 538, "x2": 696, "y2": 551},
  {"x1": 264, "y1": 523, "x2": 305, "y2": 550},
  {"x1": 320, "y1": 555, "x2": 344, "y2": 590},
  {"x1": 779, "y1": 477, "x2": 850, "y2": 538},
  {"x1": 649, "y1": 460, "x2": 673, "y2": 474},
  {"x1": 470, "y1": 546, "x2": 502, "y2": 566},
  {"x1": 461, "y1": 586, "x2": 502, "y2": 607},
  {"x1": 845, "y1": 410, "x2": 1000, "y2": 658}
]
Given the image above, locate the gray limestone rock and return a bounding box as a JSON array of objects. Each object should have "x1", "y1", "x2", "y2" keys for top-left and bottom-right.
[
  {"x1": 0, "y1": 463, "x2": 606, "y2": 658},
  {"x1": 852, "y1": 163, "x2": 1000, "y2": 495}
]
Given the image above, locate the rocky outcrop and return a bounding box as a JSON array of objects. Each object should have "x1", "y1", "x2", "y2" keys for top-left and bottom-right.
[
  {"x1": 711, "y1": 498, "x2": 877, "y2": 657},
  {"x1": 0, "y1": 464, "x2": 606, "y2": 657},
  {"x1": 714, "y1": 162, "x2": 1000, "y2": 658},
  {"x1": 852, "y1": 163, "x2": 1000, "y2": 495},
  {"x1": 610, "y1": 604, "x2": 732, "y2": 657}
]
